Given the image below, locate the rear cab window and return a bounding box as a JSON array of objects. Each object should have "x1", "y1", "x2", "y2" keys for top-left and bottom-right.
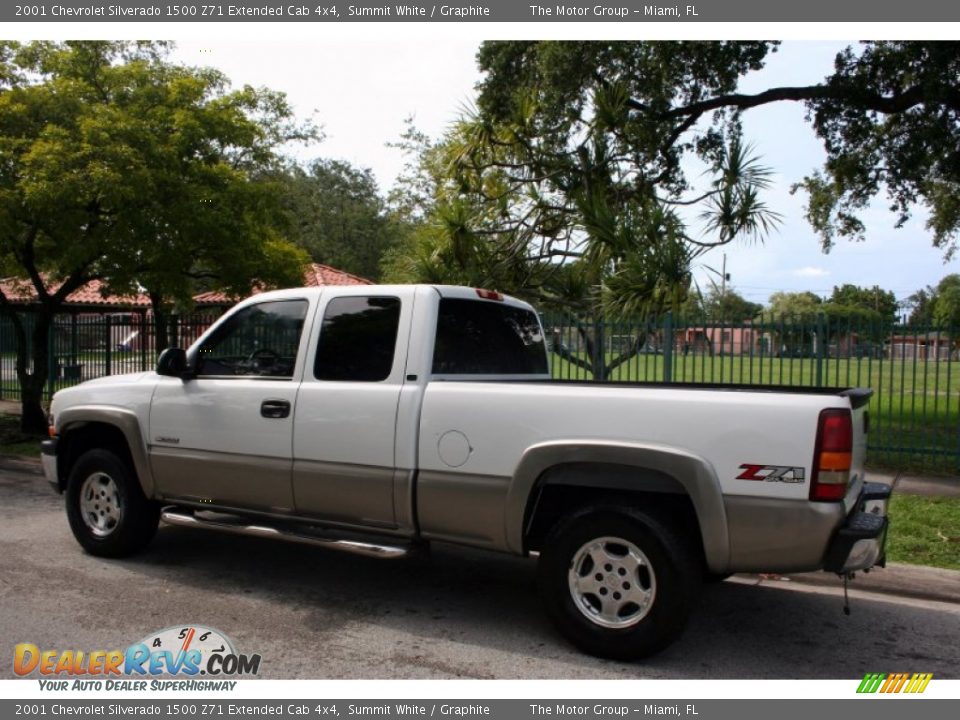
[
  {"x1": 314, "y1": 296, "x2": 402, "y2": 382},
  {"x1": 432, "y1": 297, "x2": 549, "y2": 377}
]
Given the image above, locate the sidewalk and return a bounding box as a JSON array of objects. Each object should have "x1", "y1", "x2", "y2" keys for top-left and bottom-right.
[
  {"x1": 869, "y1": 470, "x2": 960, "y2": 498},
  {"x1": 0, "y1": 400, "x2": 23, "y2": 416}
]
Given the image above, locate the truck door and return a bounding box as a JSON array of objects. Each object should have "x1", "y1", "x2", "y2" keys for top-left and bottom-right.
[
  {"x1": 149, "y1": 298, "x2": 311, "y2": 512},
  {"x1": 292, "y1": 288, "x2": 415, "y2": 528}
]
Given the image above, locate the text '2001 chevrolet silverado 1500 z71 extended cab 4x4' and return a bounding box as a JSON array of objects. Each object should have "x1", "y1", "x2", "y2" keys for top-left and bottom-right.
[{"x1": 41, "y1": 284, "x2": 890, "y2": 659}]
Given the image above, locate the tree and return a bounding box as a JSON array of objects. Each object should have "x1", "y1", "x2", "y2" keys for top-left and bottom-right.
[
  {"x1": 904, "y1": 286, "x2": 936, "y2": 325},
  {"x1": 281, "y1": 159, "x2": 397, "y2": 281},
  {"x1": 826, "y1": 284, "x2": 898, "y2": 324},
  {"x1": 932, "y1": 275, "x2": 960, "y2": 329},
  {"x1": 459, "y1": 42, "x2": 782, "y2": 312},
  {"x1": 767, "y1": 291, "x2": 823, "y2": 318},
  {"x1": 903, "y1": 275, "x2": 960, "y2": 327},
  {"x1": 0, "y1": 41, "x2": 312, "y2": 432},
  {"x1": 700, "y1": 287, "x2": 763, "y2": 322},
  {"x1": 817, "y1": 287, "x2": 894, "y2": 345},
  {"x1": 475, "y1": 41, "x2": 960, "y2": 257},
  {"x1": 763, "y1": 291, "x2": 823, "y2": 356},
  {"x1": 385, "y1": 46, "x2": 783, "y2": 379}
]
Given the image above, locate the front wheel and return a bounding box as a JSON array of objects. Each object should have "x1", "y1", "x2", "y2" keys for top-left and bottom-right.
[
  {"x1": 537, "y1": 507, "x2": 701, "y2": 660},
  {"x1": 65, "y1": 448, "x2": 159, "y2": 558}
]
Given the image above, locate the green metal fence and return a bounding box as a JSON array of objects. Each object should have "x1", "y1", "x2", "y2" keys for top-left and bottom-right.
[
  {"x1": 0, "y1": 312, "x2": 219, "y2": 403},
  {"x1": 1, "y1": 309, "x2": 958, "y2": 474},
  {"x1": 542, "y1": 311, "x2": 959, "y2": 474}
]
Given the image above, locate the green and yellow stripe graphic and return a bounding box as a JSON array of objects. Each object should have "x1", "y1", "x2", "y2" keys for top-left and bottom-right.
[{"x1": 857, "y1": 672, "x2": 933, "y2": 694}]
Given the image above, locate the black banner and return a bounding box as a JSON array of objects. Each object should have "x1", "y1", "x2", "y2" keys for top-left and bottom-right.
[
  {"x1": 4, "y1": 0, "x2": 960, "y2": 23},
  {"x1": 2, "y1": 700, "x2": 959, "y2": 720}
]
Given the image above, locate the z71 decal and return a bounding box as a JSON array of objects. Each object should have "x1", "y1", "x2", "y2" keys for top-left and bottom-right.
[{"x1": 736, "y1": 464, "x2": 806, "y2": 483}]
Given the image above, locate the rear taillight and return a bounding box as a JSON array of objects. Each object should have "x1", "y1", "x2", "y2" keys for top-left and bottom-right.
[{"x1": 810, "y1": 408, "x2": 853, "y2": 502}]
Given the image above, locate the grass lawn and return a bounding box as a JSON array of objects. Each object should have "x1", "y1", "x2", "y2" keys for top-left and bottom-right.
[
  {"x1": 887, "y1": 494, "x2": 960, "y2": 570},
  {"x1": 0, "y1": 413, "x2": 43, "y2": 458}
]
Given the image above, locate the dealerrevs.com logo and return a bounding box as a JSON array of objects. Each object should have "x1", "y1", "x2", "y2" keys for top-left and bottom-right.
[{"x1": 14, "y1": 625, "x2": 261, "y2": 691}]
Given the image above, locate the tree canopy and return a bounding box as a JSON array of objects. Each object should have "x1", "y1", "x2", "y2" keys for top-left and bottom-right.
[
  {"x1": 826, "y1": 284, "x2": 898, "y2": 325},
  {"x1": 445, "y1": 42, "x2": 782, "y2": 314},
  {"x1": 475, "y1": 41, "x2": 960, "y2": 256},
  {"x1": 695, "y1": 287, "x2": 763, "y2": 322},
  {"x1": 766, "y1": 291, "x2": 823, "y2": 319},
  {"x1": 0, "y1": 40, "x2": 313, "y2": 430},
  {"x1": 391, "y1": 41, "x2": 960, "y2": 323}
]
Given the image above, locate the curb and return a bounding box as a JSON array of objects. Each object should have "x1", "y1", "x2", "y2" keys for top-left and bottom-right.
[
  {"x1": 0, "y1": 454, "x2": 43, "y2": 475},
  {"x1": 737, "y1": 563, "x2": 960, "y2": 606}
]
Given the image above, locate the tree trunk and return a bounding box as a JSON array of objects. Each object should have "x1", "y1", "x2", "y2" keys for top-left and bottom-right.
[
  {"x1": 150, "y1": 292, "x2": 171, "y2": 355},
  {"x1": 19, "y1": 379, "x2": 48, "y2": 435},
  {"x1": 591, "y1": 318, "x2": 607, "y2": 381},
  {"x1": 17, "y1": 312, "x2": 52, "y2": 435}
]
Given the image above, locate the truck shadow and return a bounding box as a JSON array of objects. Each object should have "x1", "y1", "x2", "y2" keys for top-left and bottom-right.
[{"x1": 125, "y1": 525, "x2": 959, "y2": 679}]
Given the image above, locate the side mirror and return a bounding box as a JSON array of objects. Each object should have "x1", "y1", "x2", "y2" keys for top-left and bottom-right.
[{"x1": 156, "y1": 347, "x2": 191, "y2": 379}]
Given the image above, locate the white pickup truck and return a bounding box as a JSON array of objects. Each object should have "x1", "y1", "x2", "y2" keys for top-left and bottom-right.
[{"x1": 41, "y1": 284, "x2": 890, "y2": 659}]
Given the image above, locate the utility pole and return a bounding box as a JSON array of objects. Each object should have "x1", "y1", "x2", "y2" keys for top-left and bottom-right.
[{"x1": 721, "y1": 253, "x2": 728, "y2": 303}]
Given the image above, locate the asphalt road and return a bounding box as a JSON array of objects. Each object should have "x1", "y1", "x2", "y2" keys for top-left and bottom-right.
[{"x1": 2, "y1": 463, "x2": 958, "y2": 680}]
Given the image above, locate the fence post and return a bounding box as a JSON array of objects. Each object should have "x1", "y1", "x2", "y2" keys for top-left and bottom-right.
[
  {"x1": 46, "y1": 321, "x2": 55, "y2": 402},
  {"x1": 815, "y1": 312, "x2": 825, "y2": 387},
  {"x1": 140, "y1": 312, "x2": 148, "y2": 371},
  {"x1": 70, "y1": 313, "x2": 78, "y2": 364},
  {"x1": 104, "y1": 315, "x2": 112, "y2": 376},
  {"x1": 663, "y1": 311, "x2": 674, "y2": 384}
]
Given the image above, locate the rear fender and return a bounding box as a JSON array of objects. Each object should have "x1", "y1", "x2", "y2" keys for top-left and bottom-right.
[{"x1": 507, "y1": 440, "x2": 730, "y2": 572}]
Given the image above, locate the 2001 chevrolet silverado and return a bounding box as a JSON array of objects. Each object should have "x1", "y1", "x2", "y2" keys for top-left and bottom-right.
[{"x1": 41, "y1": 284, "x2": 890, "y2": 659}]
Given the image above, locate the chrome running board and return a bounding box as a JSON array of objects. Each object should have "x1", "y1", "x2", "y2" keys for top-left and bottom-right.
[{"x1": 160, "y1": 509, "x2": 411, "y2": 559}]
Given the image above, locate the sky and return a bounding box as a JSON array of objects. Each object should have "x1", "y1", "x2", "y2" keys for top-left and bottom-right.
[{"x1": 167, "y1": 39, "x2": 958, "y2": 311}]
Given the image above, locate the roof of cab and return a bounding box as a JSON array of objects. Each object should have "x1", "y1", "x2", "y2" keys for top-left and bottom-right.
[{"x1": 232, "y1": 284, "x2": 535, "y2": 311}]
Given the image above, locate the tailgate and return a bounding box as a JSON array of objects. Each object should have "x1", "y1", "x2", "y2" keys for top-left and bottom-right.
[{"x1": 842, "y1": 389, "x2": 871, "y2": 512}]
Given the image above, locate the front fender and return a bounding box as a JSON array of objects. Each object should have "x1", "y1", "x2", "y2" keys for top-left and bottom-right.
[{"x1": 56, "y1": 406, "x2": 155, "y2": 498}]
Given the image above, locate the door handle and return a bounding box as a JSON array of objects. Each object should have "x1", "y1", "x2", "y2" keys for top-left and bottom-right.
[{"x1": 260, "y1": 400, "x2": 291, "y2": 419}]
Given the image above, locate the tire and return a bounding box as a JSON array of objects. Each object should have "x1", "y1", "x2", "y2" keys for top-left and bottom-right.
[
  {"x1": 537, "y1": 506, "x2": 701, "y2": 661},
  {"x1": 65, "y1": 448, "x2": 159, "y2": 558}
]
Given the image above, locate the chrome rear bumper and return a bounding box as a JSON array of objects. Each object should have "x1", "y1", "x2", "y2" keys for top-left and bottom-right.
[{"x1": 823, "y1": 482, "x2": 891, "y2": 573}]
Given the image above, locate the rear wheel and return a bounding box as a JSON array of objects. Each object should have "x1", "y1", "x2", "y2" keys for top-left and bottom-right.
[
  {"x1": 537, "y1": 506, "x2": 700, "y2": 660},
  {"x1": 65, "y1": 448, "x2": 159, "y2": 558}
]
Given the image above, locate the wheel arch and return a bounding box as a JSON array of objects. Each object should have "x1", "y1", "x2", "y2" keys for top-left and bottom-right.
[
  {"x1": 506, "y1": 441, "x2": 730, "y2": 573},
  {"x1": 56, "y1": 406, "x2": 155, "y2": 498}
]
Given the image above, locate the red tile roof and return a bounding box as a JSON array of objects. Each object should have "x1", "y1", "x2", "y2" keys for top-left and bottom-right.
[
  {"x1": 193, "y1": 263, "x2": 372, "y2": 306},
  {"x1": 0, "y1": 275, "x2": 152, "y2": 308},
  {"x1": 0, "y1": 263, "x2": 372, "y2": 310}
]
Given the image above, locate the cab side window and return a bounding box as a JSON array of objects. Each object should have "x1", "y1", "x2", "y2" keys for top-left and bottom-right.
[
  {"x1": 314, "y1": 296, "x2": 401, "y2": 382},
  {"x1": 195, "y1": 300, "x2": 308, "y2": 378}
]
